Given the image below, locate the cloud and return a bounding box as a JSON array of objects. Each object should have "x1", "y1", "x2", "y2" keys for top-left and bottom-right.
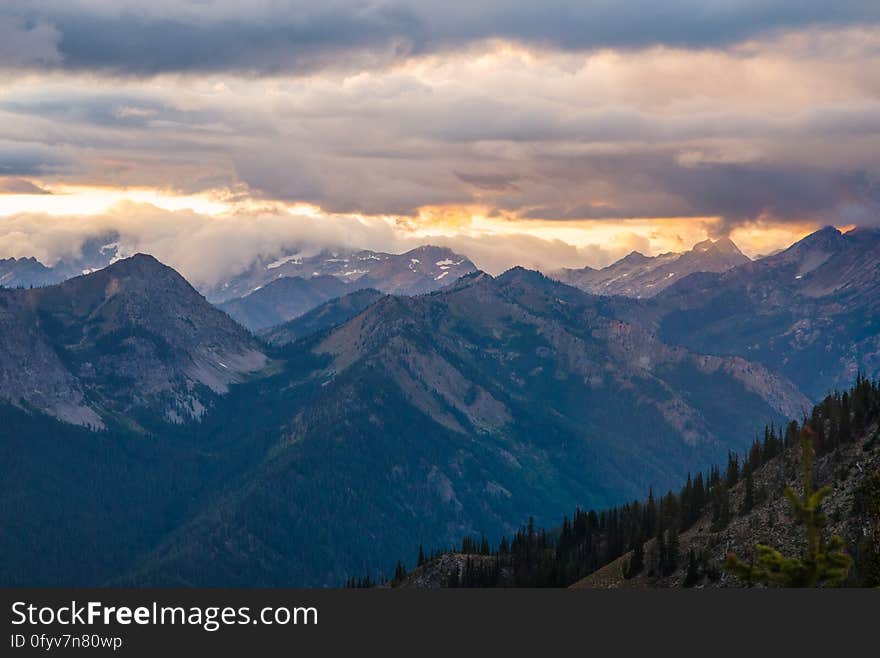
[
  {"x1": 2, "y1": 2, "x2": 880, "y2": 76},
  {"x1": 0, "y1": 203, "x2": 402, "y2": 286},
  {"x1": 0, "y1": 14, "x2": 878, "y2": 236},
  {"x1": 0, "y1": 202, "x2": 675, "y2": 284},
  {"x1": 455, "y1": 172, "x2": 521, "y2": 192},
  {"x1": 0, "y1": 17, "x2": 61, "y2": 68},
  {"x1": 420, "y1": 232, "x2": 623, "y2": 275},
  {"x1": 519, "y1": 152, "x2": 880, "y2": 230},
  {"x1": 0, "y1": 140, "x2": 70, "y2": 177}
]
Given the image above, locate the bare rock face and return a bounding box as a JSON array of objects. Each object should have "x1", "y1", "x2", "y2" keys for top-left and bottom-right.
[
  {"x1": 0, "y1": 301, "x2": 103, "y2": 428},
  {"x1": 554, "y1": 238, "x2": 749, "y2": 298},
  {"x1": 0, "y1": 254, "x2": 268, "y2": 427}
]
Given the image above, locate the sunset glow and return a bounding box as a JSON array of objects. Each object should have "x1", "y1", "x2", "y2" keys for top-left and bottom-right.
[{"x1": 2, "y1": 3, "x2": 879, "y2": 277}]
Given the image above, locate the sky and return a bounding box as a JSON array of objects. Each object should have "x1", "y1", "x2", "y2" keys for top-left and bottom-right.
[{"x1": 1, "y1": 1, "x2": 879, "y2": 281}]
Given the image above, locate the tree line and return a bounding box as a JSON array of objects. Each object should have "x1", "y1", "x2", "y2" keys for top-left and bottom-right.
[{"x1": 374, "y1": 374, "x2": 880, "y2": 588}]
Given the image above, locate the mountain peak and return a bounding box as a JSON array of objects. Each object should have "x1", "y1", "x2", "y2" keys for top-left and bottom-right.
[
  {"x1": 781, "y1": 226, "x2": 846, "y2": 257},
  {"x1": 497, "y1": 266, "x2": 548, "y2": 284},
  {"x1": 1, "y1": 255, "x2": 267, "y2": 428},
  {"x1": 1, "y1": 255, "x2": 40, "y2": 264},
  {"x1": 70, "y1": 253, "x2": 199, "y2": 298},
  {"x1": 446, "y1": 269, "x2": 493, "y2": 288},
  {"x1": 713, "y1": 236, "x2": 743, "y2": 254},
  {"x1": 619, "y1": 250, "x2": 650, "y2": 264},
  {"x1": 216, "y1": 244, "x2": 476, "y2": 301},
  {"x1": 691, "y1": 237, "x2": 744, "y2": 257},
  {"x1": 816, "y1": 225, "x2": 843, "y2": 237},
  {"x1": 405, "y1": 244, "x2": 448, "y2": 254},
  {"x1": 102, "y1": 252, "x2": 164, "y2": 275},
  {"x1": 401, "y1": 244, "x2": 464, "y2": 261},
  {"x1": 554, "y1": 236, "x2": 748, "y2": 298}
]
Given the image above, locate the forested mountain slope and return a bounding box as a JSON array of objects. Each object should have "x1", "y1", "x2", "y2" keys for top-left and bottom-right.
[{"x1": 392, "y1": 377, "x2": 880, "y2": 588}]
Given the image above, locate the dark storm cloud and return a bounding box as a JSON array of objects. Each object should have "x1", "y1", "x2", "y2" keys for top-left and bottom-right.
[
  {"x1": 0, "y1": 16, "x2": 60, "y2": 67},
  {"x1": 455, "y1": 172, "x2": 520, "y2": 192},
  {"x1": 3, "y1": 1, "x2": 880, "y2": 75},
  {"x1": 519, "y1": 152, "x2": 880, "y2": 228},
  {"x1": 3, "y1": 76, "x2": 879, "y2": 227},
  {"x1": 657, "y1": 162, "x2": 880, "y2": 229},
  {"x1": 0, "y1": 141, "x2": 69, "y2": 177},
  {"x1": 663, "y1": 163, "x2": 850, "y2": 224}
]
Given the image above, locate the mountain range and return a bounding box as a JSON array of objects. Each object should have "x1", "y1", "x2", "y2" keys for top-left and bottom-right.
[
  {"x1": 204, "y1": 245, "x2": 476, "y2": 303},
  {"x1": 645, "y1": 226, "x2": 880, "y2": 399},
  {"x1": 0, "y1": 233, "x2": 122, "y2": 289},
  {"x1": 554, "y1": 237, "x2": 749, "y2": 298},
  {"x1": 113, "y1": 266, "x2": 807, "y2": 585},
  {"x1": 2, "y1": 225, "x2": 879, "y2": 586},
  {"x1": 1, "y1": 238, "x2": 475, "y2": 301},
  {"x1": 1, "y1": 241, "x2": 477, "y2": 334},
  {"x1": 1, "y1": 252, "x2": 806, "y2": 586}
]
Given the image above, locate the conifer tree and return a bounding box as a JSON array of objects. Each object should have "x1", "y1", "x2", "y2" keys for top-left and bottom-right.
[
  {"x1": 393, "y1": 560, "x2": 407, "y2": 584},
  {"x1": 710, "y1": 481, "x2": 731, "y2": 531},
  {"x1": 624, "y1": 538, "x2": 644, "y2": 579},
  {"x1": 683, "y1": 549, "x2": 700, "y2": 587},
  {"x1": 650, "y1": 528, "x2": 666, "y2": 576},
  {"x1": 725, "y1": 451, "x2": 740, "y2": 488},
  {"x1": 665, "y1": 526, "x2": 680, "y2": 575},
  {"x1": 724, "y1": 428, "x2": 852, "y2": 587},
  {"x1": 644, "y1": 488, "x2": 656, "y2": 538}
]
